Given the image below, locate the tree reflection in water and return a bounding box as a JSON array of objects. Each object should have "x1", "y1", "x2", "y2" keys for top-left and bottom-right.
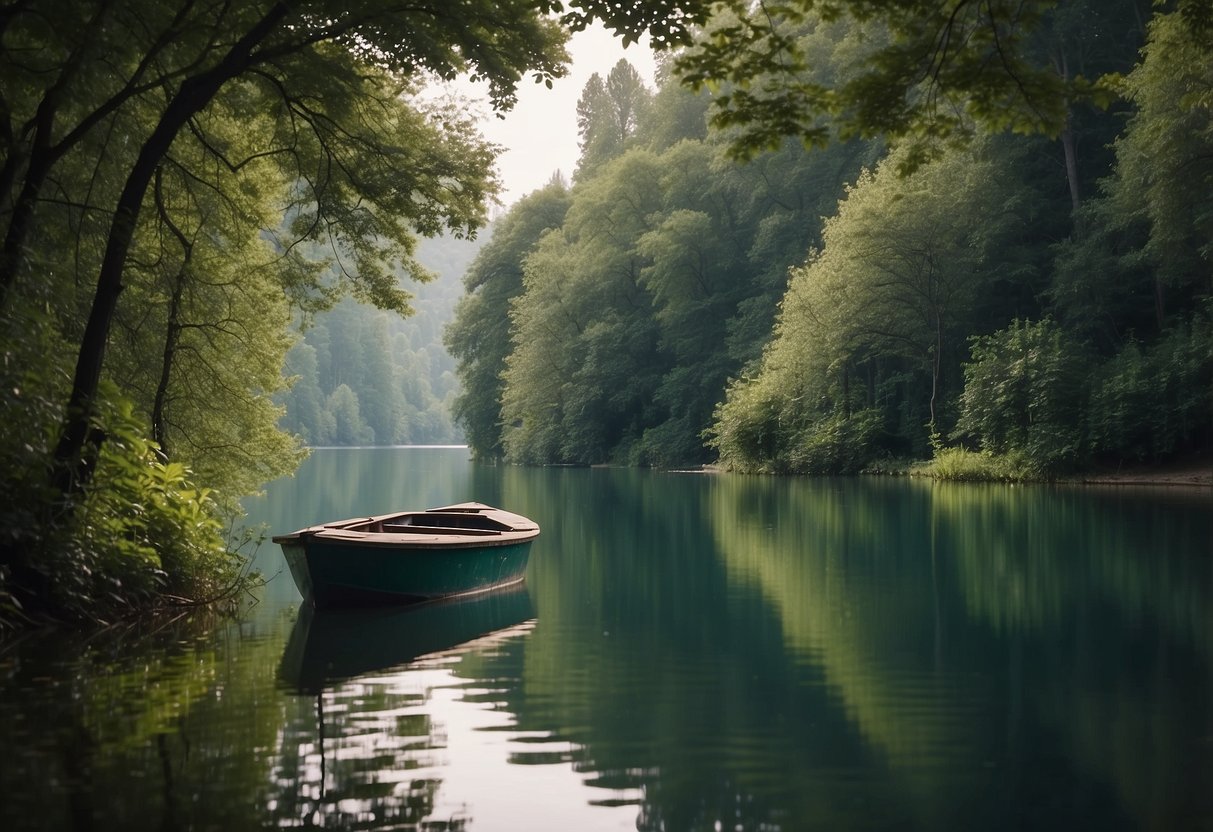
[{"x1": 0, "y1": 451, "x2": 1208, "y2": 831}]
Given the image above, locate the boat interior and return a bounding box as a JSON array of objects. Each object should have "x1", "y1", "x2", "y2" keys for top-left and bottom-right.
[{"x1": 348, "y1": 512, "x2": 514, "y2": 536}]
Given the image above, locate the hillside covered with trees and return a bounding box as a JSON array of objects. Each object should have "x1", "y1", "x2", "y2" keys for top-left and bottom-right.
[
  {"x1": 449, "y1": 2, "x2": 1212, "y2": 478},
  {"x1": 277, "y1": 234, "x2": 482, "y2": 447}
]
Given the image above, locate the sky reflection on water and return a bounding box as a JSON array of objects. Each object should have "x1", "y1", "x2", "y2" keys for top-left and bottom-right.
[{"x1": 0, "y1": 449, "x2": 1209, "y2": 831}]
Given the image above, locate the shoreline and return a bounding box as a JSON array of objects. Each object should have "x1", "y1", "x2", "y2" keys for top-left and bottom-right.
[
  {"x1": 1057, "y1": 451, "x2": 1212, "y2": 488},
  {"x1": 690, "y1": 455, "x2": 1213, "y2": 488}
]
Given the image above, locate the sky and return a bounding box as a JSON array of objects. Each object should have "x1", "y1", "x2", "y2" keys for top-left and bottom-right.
[{"x1": 444, "y1": 23, "x2": 657, "y2": 211}]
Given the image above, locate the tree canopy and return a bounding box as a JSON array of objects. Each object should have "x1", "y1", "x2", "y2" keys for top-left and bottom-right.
[
  {"x1": 449, "y1": 1, "x2": 1210, "y2": 477},
  {"x1": 0, "y1": 0, "x2": 712, "y2": 624}
]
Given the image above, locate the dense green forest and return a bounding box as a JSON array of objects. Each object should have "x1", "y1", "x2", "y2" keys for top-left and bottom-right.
[
  {"x1": 277, "y1": 234, "x2": 483, "y2": 446},
  {"x1": 449, "y1": 3, "x2": 1212, "y2": 476},
  {"x1": 1, "y1": 0, "x2": 1210, "y2": 624}
]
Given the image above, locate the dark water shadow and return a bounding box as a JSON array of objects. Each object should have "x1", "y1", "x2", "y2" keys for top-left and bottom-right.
[{"x1": 278, "y1": 583, "x2": 536, "y2": 694}]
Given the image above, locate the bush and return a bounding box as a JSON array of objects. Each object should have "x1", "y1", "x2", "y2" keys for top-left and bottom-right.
[
  {"x1": 1088, "y1": 311, "x2": 1213, "y2": 461},
  {"x1": 786, "y1": 409, "x2": 885, "y2": 474},
  {"x1": 953, "y1": 319, "x2": 1086, "y2": 475},
  {"x1": 921, "y1": 447, "x2": 1046, "y2": 482},
  {"x1": 1, "y1": 378, "x2": 251, "y2": 627},
  {"x1": 707, "y1": 378, "x2": 787, "y2": 473}
]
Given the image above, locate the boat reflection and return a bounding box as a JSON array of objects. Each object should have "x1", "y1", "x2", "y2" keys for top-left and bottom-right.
[{"x1": 278, "y1": 583, "x2": 536, "y2": 694}]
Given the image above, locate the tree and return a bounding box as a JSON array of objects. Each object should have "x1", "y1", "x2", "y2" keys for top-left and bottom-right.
[
  {"x1": 711, "y1": 137, "x2": 1037, "y2": 471},
  {"x1": 1103, "y1": 11, "x2": 1213, "y2": 327},
  {"x1": 0, "y1": 0, "x2": 718, "y2": 621},
  {"x1": 326, "y1": 384, "x2": 373, "y2": 446},
  {"x1": 0, "y1": 0, "x2": 712, "y2": 496},
  {"x1": 280, "y1": 342, "x2": 329, "y2": 445},
  {"x1": 446, "y1": 178, "x2": 572, "y2": 458},
  {"x1": 952, "y1": 318, "x2": 1087, "y2": 473},
  {"x1": 664, "y1": 0, "x2": 1205, "y2": 174},
  {"x1": 502, "y1": 151, "x2": 666, "y2": 464},
  {"x1": 576, "y1": 59, "x2": 653, "y2": 178},
  {"x1": 637, "y1": 53, "x2": 712, "y2": 150}
]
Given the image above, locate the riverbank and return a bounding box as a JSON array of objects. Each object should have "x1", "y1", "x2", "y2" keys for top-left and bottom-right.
[
  {"x1": 692, "y1": 455, "x2": 1213, "y2": 487},
  {"x1": 1060, "y1": 453, "x2": 1213, "y2": 487}
]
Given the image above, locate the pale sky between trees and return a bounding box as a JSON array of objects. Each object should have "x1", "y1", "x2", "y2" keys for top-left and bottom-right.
[{"x1": 448, "y1": 22, "x2": 657, "y2": 210}]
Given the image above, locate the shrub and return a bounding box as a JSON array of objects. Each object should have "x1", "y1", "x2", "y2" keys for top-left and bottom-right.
[
  {"x1": 786, "y1": 409, "x2": 885, "y2": 474},
  {"x1": 1088, "y1": 311, "x2": 1213, "y2": 461},
  {"x1": 922, "y1": 447, "x2": 1046, "y2": 482},
  {"x1": 953, "y1": 319, "x2": 1086, "y2": 475},
  {"x1": 1, "y1": 379, "x2": 250, "y2": 626}
]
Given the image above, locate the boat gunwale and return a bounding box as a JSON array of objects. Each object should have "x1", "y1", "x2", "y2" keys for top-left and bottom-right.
[
  {"x1": 291, "y1": 527, "x2": 539, "y2": 549},
  {"x1": 270, "y1": 502, "x2": 539, "y2": 548}
]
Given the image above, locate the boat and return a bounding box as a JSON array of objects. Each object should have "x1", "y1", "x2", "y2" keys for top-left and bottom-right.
[{"x1": 272, "y1": 502, "x2": 539, "y2": 608}]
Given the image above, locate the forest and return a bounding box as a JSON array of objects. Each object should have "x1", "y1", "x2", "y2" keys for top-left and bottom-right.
[
  {"x1": 448, "y1": 2, "x2": 1212, "y2": 478},
  {"x1": 276, "y1": 234, "x2": 481, "y2": 447},
  {"x1": 0, "y1": 0, "x2": 1209, "y2": 624}
]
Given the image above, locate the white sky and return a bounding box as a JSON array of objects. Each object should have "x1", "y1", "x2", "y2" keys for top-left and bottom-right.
[{"x1": 443, "y1": 23, "x2": 658, "y2": 211}]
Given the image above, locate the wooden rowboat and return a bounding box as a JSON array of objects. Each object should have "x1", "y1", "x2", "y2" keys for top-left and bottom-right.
[{"x1": 272, "y1": 502, "x2": 539, "y2": 608}]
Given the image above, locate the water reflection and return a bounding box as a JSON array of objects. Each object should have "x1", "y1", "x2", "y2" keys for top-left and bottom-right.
[
  {"x1": 708, "y1": 475, "x2": 1213, "y2": 831},
  {"x1": 0, "y1": 451, "x2": 1209, "y2": 831},
  {"x1": 279, "y1": 585, "x2": 536, "y2": 693},
  {"x1": 272, "y1": 589, "x2": 543, "y2": 829},
  {"x1": 0, "y1": 610, "x2": 294, "y2": 830}
]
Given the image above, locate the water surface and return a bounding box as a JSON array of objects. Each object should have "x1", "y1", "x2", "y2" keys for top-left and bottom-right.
[{"x1": 1, "y1": 447, "x2": 1209, "y2": 830}]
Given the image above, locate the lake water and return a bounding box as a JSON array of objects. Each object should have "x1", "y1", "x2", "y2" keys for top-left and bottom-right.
[{"x1": 1, "y1": 447, "x2": 1210, "y2": 831}]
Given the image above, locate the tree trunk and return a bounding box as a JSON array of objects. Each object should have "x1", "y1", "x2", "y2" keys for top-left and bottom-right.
[
  {"x1": 151, "y1": 167, "x2": 191, "y2": 457},
  {"x1": 1054, "y1": 51, "x2": 1082, "y2": 216},
  {"x1": 0, "y1": 147, "x2": 51, "y2": 305},
  {"x1": 1060, "y1": 117, "x2": 1081, "y2": 214},
  {"x1": 929, "y1": 311, "x2": 942, "y2": 435},
  {"x1": 51, "y1": 2, "x2": 291, "y2": 495}
]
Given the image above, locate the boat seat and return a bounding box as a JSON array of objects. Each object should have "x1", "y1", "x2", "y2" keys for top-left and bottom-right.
[{"x1": 381, "y1": 523, "x2": 499, "y2": 536}]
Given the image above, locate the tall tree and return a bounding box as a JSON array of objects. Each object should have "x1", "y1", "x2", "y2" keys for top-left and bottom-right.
[
  {"x1": 446, "y1": 178, "x2": 572, "y2": 458},
  {"x1": 711, "y1": 137, "x2": 1038, "y2": 470},
  {"x1": 575, "y1": 59, "x2": 653, "y2": 178},
  {"x1": 0, "y1": 0, "x2": 719, "y2": 620},
  {"x1": 1103, "y1": 10, "x2": 1213, "y2": 326},
  {"x1": 0, "y1": 0, "x2": 710, "y2": 496},
  {"x1": 502, "y1": 151, "x2": 666, "y2": 464}
]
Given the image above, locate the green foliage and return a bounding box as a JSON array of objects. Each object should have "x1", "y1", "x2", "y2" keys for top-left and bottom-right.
[
  {"x1": 446, "y1": 181, "x2": 572, "y2": 458},
  {"x1": 1087, "y1": 311, "x2": 1213, "y2": 462},
  {"x1": 952, "y1": 319, "x2": 1086, "y2": 475},
  {"x1": 1103, "y1": 11, "x2": 1213, "y2": 321},
  {"x1": 4, "y1": 0, "x2": 708, "y2": 624},
  {"x1": 576, "y1": 59, "x2": 654, "y2": 178},
  {"x1": 81, "y1": 391, "x2": 239, "y2": 603},
  {"x1": 0, "y1": 378, "x2": 246, "y2": 626},
  {"x1": 438, "y1": 1, "x2": 1210, "y2": 481},
  {"x1": 786, "y1": 408, "x2": 885, "y2": 475},
  {"x1": 921, "y1": 445, "x2": 1059, "y2": 482},
  {"x1": 711, "y1": 137, "x2": 1039, "y2": 473},
  {"x1": 675, "y1": 0, "x2": 1071, "y2": 166},
  {"x1": 501, "y1": 150, "x2": 667, "y2": 465},
  {"x1": 463, "y1": 31, "x2": 878, "y2": 468},
  {"x1": 708, "y1": 372, "x2": 788, "y2": 472}
]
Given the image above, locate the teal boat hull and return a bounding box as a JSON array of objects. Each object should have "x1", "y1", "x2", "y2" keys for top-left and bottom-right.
[
  {"x1": 280, "y1": 537, "x2": 533, "y2": 608},
  {"x1": 273, "y1": 502, "x2": 539, "y2": 609}
]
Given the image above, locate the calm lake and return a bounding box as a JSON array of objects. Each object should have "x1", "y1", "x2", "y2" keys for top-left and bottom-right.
[{"x1": 1, "y1": 447, "x2": 1211, "y2": 831}]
